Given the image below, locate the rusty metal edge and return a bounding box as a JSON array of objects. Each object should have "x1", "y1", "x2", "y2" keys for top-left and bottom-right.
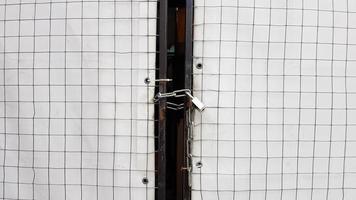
[
  {"x1": 156, "y1": 0, "x2": 168, "y2": 199},
  {"x1": 183, "y1": 0, "x2": 193, "y2": 199}
]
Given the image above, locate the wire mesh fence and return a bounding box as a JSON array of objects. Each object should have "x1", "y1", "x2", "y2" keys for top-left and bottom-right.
[
  {"x1": 0, "y1": 0, "x2": 157, "y2": 199},
  {"x1": 192, "y1": 0, "x2": 356, "y2": 199}
]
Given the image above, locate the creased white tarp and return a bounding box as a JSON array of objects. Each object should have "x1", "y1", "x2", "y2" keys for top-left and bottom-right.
[
  {"x1": 192, "y1": 0, "x2": 356, "y2": 199},
  {"x1": 0, "y1": 1, "x2": 156, "y2": 199}
]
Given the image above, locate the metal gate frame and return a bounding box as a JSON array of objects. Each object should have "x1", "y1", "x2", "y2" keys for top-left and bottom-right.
[
  {"x1": 156, "y1": 0, "x2": 168, "y2": 199},
  {"x1": 156, "y1": 0, "x2": 194, "y2": 199}
]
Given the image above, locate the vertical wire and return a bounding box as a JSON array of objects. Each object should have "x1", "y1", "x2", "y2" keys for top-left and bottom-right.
[
  {"x1": 199, "y1": 0, "x2": 207, "y2": 198},
  {"x1": 113, "y1": 0, "x2": 117, "y2": 199},
  {"x1": 264, "y1": 0, "x2": 273, "y2": 199},
  {"x1": 248, "y1": 0, "x2": 256, "y2": 199},
  {"x1": 64, "y1": 1, "x2": 68, "y2": 199},
  {"x1": 1, "y1": 1, "x2": 7, "y2": 199},
  {"x1": 280, "y1": 0, "x2": 289, "y2": 199},
  {"x1": 31, "y1": 1, "x2": 37, "y2": 199},
  {"x1": 310, "y1": 0, "x2": 320, "y2": 199},
  {"x1": 326, "y1": 0, "x2": 335, "y2": 199},
  {"x1": 215, "y1": 1, "x2": 224, "y2": 199},
  {"x1": 96, "y1": 1, "x2": 100, "y2": 199},
  {"x1": 145, "y1": 0, "x2": 150, "y2": 199},
  {"x1": 129, "y1": 0, "x2": 134, "y2": 199},
  {"x1": 295, "y1": 0, "x2": 305, "y2": 199},
  {"x1": 80, "y1": 1, "x2": 84, "y2": 199},
  {"x1": 233, "y1": 0, "x2": 240, "y2": 199},
  {"x1": 47, "y1": 0, "x2": 53, "y2": 199},
  {"x1": 341, "y1": 0, "x2": 349, "y2": 199},
  {"x1": 16, "y1": 1, "x2": 22, "y2": 199}
]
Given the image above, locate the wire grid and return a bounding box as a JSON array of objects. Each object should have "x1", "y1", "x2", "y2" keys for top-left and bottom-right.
[
  {"x1": 0, "y1": 0, "x2": 157, "y2": 199},
  {"x1": 191, "y1": 0, "x2": 356, "y2": 199}
]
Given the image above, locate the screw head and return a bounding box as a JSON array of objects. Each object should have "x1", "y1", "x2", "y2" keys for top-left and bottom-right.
[
  {"x1": 142, "y1": 177, "x2": 149, "y2": 184},
  {"x1": 196, "y1": 63, "x2": 203, "y2": 69},
  {"x1": 196, "y1": 161, "x2": 203, "y2": 168},
  {"x1": 144, "y1": 77, "x2": 151, "y2": 84}
]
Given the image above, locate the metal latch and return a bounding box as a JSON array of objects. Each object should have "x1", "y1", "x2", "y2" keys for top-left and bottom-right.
[
  {"x1": 154, "y1": 89, "x2": 206, "y2": 112},
  {"x1": 144, "y1": 77, "x2": 173, "y2": 84}
]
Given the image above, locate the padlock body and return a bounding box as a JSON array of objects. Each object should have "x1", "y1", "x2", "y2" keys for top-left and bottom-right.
[{"x1": 192, "y1": 97, "x2": 206, "y2": 112}]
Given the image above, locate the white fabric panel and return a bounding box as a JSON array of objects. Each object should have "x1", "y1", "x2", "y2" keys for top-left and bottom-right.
[
  {"x1": 192, "y1": 0, "x2": 356, "y2": 199},
  {"x1": 0, "y1": 1, "x2": 156, "y2": 199}
]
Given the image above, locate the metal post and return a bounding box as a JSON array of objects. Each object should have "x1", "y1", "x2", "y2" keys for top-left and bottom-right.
[
  {"x1": 157, "y1": 0, "x2": 168, "y2": 199},
  {"x1": 183, "y1": 0, "x2": 193, "y2": 199},
  {"x1": 185, "y1": 0, "x2": 193, "y2": 90}
]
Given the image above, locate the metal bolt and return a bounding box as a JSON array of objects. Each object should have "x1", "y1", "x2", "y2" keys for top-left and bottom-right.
[
  {"x1": 196, "y1": 63, "x2": 203, "y2": 69},
  {"x1": 144, "y1": 77, "x2": 150, "y2": 84},
  {"x1": 142, "y1": 177, "x2": 149, "y2": 184},
  {"x1": 196, "y1": 161, "x2": 203, "y2": 168}
]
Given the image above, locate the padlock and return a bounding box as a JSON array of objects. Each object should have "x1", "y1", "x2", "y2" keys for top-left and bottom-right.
[{"x1": 185, "y1": 92, "x2": 206, "y2": 112}]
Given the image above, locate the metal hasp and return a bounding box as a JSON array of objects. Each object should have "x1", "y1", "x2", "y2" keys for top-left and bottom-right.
[
  {"x1": 157, "y1": 0, "x2": 168, "y2": 199},
  {"x1": 154, "y1": 89, "x2": 206, "y2": 113}
]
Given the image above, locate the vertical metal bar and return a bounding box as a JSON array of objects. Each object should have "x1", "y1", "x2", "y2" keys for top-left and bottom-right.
[
  {"x1": 185, "y1": 0, "x2": 193, "y2": 90},
  {"x1": 157, "y1": 0, "x2": 167, "y2": 199},
  {"x1": 184, "y1": 0, "x2": 193, "y2": 199}
]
